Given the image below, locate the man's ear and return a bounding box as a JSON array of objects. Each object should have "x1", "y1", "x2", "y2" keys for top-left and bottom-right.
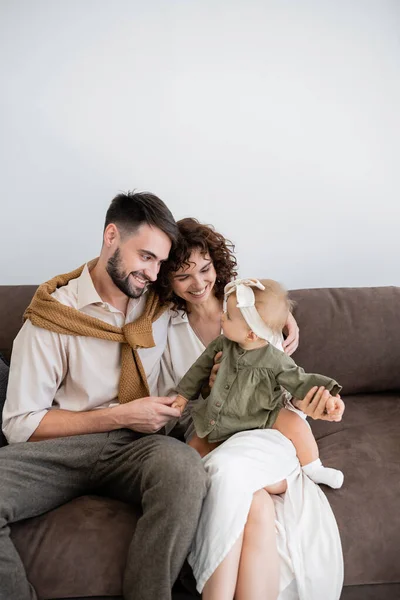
[{"x1": 103, "y1": 223, "x2": 119, "y2": 248}]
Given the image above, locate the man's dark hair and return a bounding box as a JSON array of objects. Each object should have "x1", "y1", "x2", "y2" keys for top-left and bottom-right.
[{"x1": 104, "y1": 191, "x2": 178, "y2": 246}]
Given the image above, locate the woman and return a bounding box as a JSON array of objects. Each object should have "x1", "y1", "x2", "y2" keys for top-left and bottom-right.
[{"x1": 156, "y1": 218, "x2": 344, "y2": 600}]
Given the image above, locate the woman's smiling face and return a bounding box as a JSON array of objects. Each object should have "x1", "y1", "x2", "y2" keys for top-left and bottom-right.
[{"x1": 171, "y1": 249, "x2": 217, "y2": 305}]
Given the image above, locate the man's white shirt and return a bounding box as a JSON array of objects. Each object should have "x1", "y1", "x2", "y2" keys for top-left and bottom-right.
[{"x1": 3, "y1": 265, "x2": 169, "y2": 443}]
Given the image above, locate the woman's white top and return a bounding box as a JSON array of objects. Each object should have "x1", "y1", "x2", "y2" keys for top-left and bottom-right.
[
  {"x1": 159, "y1": 309, "x2": 205, "y2": 396},
  {"x1": 158, "y1": 309, "x2": 206, "y2": 438}
]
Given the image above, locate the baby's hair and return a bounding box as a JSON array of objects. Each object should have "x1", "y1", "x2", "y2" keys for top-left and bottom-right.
[{"x1": 253, "y1": 279, "x2": 294, "y2": 334}]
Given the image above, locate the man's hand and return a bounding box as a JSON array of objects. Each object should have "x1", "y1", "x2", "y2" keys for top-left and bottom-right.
[
  {"x1": 171, "y1": 394, "x2": 188, "y2": 416},
  {"x1": 293, "y1": 387, "x2": 345, "y2": 421},
  {"x1": 282, "y1": 312, "x2": 299, "y2": 356},
  {"x1": 115, "y1": 396, "x2": 181, "y2": 433},
  {"x1": 209, "y1": 351, "x2": 223, "y2": 389}
]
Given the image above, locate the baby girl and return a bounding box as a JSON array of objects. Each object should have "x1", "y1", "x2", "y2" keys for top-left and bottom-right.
[{"x1": 173, "y1": 278, "x2": 344, "y2": 489}]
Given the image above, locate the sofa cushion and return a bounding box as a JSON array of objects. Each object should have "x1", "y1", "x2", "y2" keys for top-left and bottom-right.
[
  {"x1": 10, "y1": 495, "x2": 140, "y2": 600},
  {"x1": 311, "y1": 393, "x2": 400, "y2": 587},
  {"x1": 0, "y1": 285, "x2": 37, "y2": 362},
  {"x1": 0, "y1": 353, "x2": 9, "y2": 447},
  {"x1": 291, "y1": 287, "x2": 400, "y2": 395}
]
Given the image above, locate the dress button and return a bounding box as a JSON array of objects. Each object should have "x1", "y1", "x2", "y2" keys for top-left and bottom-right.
[
  {"x1": 210, "y1": 419, "x2": 216, "y2": 426},
  {"x1": 224, "y1": 384, "x2": 230, "y2": 390},
  {"x1": 215, "y1": 402, "x2": 221, "y2": 407}
]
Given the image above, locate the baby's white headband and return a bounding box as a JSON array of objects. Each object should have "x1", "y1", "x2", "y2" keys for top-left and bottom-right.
[{"x1": 224, "y1": 278, "x2": 275, "y2": 341}]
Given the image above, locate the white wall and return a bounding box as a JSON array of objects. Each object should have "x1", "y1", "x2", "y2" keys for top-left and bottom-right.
[{"x1": 1, "y1": 0, "x2": 399, "y2": 288}]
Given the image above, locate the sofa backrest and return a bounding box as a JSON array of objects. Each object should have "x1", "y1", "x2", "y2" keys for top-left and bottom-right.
[
  {"x1": 1, "y1": 284, "x2": 399, "y2": 395},
  {"x1": 0, "y1": 286, "x2": 37, "y2": 362},
  {"x1": 290, "y1": 286, "x2": 400, "y2": 395}
]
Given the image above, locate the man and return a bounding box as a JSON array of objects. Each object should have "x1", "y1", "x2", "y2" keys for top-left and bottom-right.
[{"x1": 1, "y1": 191, "x2": 208, "y2": 600}]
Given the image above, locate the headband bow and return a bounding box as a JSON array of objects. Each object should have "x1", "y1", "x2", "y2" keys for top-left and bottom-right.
[
  {"x1": 224, "y1": 278, "x2": 265, "y2": 308},
  {"x1": 223, "y1": 278, "x2": 282, "y2": 347}
]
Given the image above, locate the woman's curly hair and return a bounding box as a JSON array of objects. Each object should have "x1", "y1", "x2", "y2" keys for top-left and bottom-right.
[{"x1": 155, "y1": 218, "x2": 238, "y2": 312}]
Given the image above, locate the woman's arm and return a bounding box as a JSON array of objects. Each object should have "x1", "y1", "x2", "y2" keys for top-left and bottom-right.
[
  {"x1": 292, "y1": 386, "x2": 345, "y2": 421},
  {"x1": 280, "y1": 314, "x2": 344, "y2": 420},
  {"x1": 282, "y1": 312, "x2": 299, "y2": 355}
]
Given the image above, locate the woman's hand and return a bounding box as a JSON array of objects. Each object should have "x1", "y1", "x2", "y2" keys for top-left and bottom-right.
[
  {"x1": 282, "y1": 312, "x2": 299, "y2": 356},
  {"x1": 293, "y1": 387, "x2": 345, "y2": 421}
]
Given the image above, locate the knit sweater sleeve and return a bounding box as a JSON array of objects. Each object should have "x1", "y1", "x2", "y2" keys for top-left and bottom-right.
[{"x1": 176, "y1": 336, "x2": 224, "y2": 401}]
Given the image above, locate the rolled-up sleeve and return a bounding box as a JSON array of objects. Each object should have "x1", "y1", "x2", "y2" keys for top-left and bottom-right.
[{"x1": 2, "y1": 320, "x2": 67, "y2": 443}]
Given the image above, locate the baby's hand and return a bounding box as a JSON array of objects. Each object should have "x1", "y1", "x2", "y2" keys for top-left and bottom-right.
[
  {"x1": 326, "y1": 394, "x2": 345, "y2": 422},
  {"x1": 171, "y1": 395, "x2": 188, "y2": 416},
  {"x1": 325, "y1": 395, "x2": 336, "y2": 414}
]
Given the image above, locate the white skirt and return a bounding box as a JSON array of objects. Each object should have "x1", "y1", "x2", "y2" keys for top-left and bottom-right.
[{"x1": 188, "y1": 429, "x2": 343, "y2": 600}]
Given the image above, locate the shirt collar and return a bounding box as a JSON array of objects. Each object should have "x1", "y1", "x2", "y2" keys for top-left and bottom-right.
[
  {"x1": 170, "y1": 309, "x2": 189, "y2": 325},
  {"x1": 77, "y1": 264, "x2": 147, "y2": 315},
  {"x1": 77, "y1": 264, "x2": 104, "y2": 310}
]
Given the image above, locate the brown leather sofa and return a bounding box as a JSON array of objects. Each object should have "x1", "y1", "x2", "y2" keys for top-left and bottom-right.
[{"x1": 0, "y1": 284, "x2": 399, "y2": 600}]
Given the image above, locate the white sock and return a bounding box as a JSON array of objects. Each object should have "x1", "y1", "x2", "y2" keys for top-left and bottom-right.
[{"x1": 302, "y1": 458, "x2": 344, "y2": 489}]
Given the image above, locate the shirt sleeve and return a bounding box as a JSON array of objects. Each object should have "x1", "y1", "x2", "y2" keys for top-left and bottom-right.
[
  {"x1": 274, "y1": 353, "x2": 342, "y2": 400},
  {"x1": 2, "y1": 320, "x2": 68, "y2": 443},
  {"x1": 157, "y1": 338, "x2": 181, "y2": 435},
  {"x1": 158, "y1": 338, "x2": 178, "y2": 398},
  {"x1": 176, "y1": 336, "x2": 223, "y2": 401}
]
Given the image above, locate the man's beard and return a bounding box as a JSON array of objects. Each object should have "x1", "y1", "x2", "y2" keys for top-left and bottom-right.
[{"x1": 106, "y1": 247, "x2": 150, "y2": 299}]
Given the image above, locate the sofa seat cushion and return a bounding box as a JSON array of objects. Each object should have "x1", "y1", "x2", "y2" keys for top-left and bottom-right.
[
  {"x1": 10, "y1": 495, "x2": 139, "y2": 600},
  {"x1": 311, "y1": 393, "x2": 400, "y2": 587}
]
